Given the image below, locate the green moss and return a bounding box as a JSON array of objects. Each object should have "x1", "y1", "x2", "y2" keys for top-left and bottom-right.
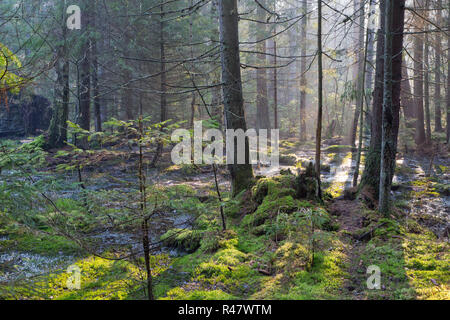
[
  {"x1": 0, "y1": 256, "x2": 148, "y2": 300},
  {"x1": 279, "y1": 154, "x2": 298, "y2": 165},
  {"x1": 252, "y1": 175, "x2": 296, "y2": 204},
  {"x1": 163, "y1": 287, "x2": 236, "y2": 300},
  {"x1": 252, "y1": 246, "x2": 348, "y2": 300},
  {"x1": 242, "y1": 195, "x2": 297, "y2": 227},
  {"x1": 6, "y1": 232, "x2": 81, "y2": 256},
  {"x1": 395, "y1": 164, "x2": 416, "y2": 176},
  {"x1": 160, "y1": 229, "x2": 203, "y2": 253},
  {"x1": 274, "y1": 241, "x2": 309, "y2": 274},
  {"x1": 322, "y1": 145, "x2": 353, "y2": 153}
]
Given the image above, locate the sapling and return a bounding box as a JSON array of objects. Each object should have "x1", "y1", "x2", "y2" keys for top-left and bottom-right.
[{"x1": 298, "y1": 208, "x2": 329, "y2": 271}]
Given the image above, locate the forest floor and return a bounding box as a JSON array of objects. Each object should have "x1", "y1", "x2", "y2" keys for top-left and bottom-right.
[{"x1": 0, "y1": 136, "x2": 448, "y2": 300}]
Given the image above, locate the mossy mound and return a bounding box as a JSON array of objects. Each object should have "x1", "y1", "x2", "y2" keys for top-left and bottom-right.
[
  {"x1": 279, "y1": 154, "x2": 298, "y2": 165},
  {"x1": 322, "y1": 145, "x2": 353, "y2": 153},
  {"x1": 160, "y1": 229, "x2": 203, "y2": 253}
]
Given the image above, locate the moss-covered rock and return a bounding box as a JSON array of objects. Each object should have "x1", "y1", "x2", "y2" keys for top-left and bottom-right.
[
  {"x1": 322, "y1": 145, "x2": 353, "y2": 153},
  {"x1": 160, "y1": 229, "x2": 202, "y2": 253},
  {"x1": 279, "y1": 154, "x2": 298, "y2": 165}
]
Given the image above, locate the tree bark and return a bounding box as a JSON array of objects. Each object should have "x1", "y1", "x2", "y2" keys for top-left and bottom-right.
[
  {"x1": 349, "y1": 0, "x2": 365, "y2": 148},
  {"x1": 359, "y1": 0, "x2": 385, "y2": 200},
  {"x1": 364, "y1": 0, "x2": 376, "y2": 132},
  {"x1": 434, "y1": 0, "x2": 444, "y2": 132},
  {"x1": 299, "y1": 0, "x2": 308, "y2": 141},
  {"x1": 379, "y1": 0, "x2": 405, "y2": 214},
  {"x1": 315, "y1": 0, "x2": 323, "y2": 198},
  {"x1": 401, "y1": 56, "x2": 416, "y2": 126},
  {"x1": 47, "y1": 4, "x2": 69, "y2": 149},
  {"x1": 413, "y1": 0, "x2": 426, "y2": 146},
  {"x1": 218, "y1": 0, "x2": 254, "y2": 196},
  {"x1": 92, "y1": 0, "x2": 101, "y2": 132},
  {"x1": 446, "y1": 0, "x2": 450, "y2": 144},
  {"x1": 210, "y1": 0, "x2": 223, "y2": 130},
  {"x1": 273, "y1": 37, "x2": 278, "y2": 130},
  {"x1": 256, "y1": 0, "x2": 270, "y2": 133},
  {"x1": 424, "y1": 25, "x2": 431, "y2": 144},
  {"x1": 79, "y1": 0, "x2": 91, "y2": 147},
  {"x1": 150, "y1": 4, "x2": 167, "y2": 167}
]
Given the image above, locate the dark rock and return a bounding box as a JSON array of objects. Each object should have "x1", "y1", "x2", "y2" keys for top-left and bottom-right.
[
  {"x1": 344, "y1": 187, "x2": 358, "y2": 200},
  {"x1": 0, "y1": 93, "x2": 51, "y2": 137}
]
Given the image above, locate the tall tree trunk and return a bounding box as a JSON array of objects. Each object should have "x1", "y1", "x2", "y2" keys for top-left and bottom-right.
[
  {"x1": 47, "y1": 3, "x2": 69, "y2": 149},
  {"x1": 137, "y1": 116, "x2": 153, "y2": 300},
  {"x1": 92, "y1": 0, "x2": 101, "y2": 132},
  {"x1": 401, "y1": 56, "x2": 416, "y2": 126},
  {"x1": 349, "y1": 0, "x2": 365, "y2": 148},
  {"x1": 151, "y1": 4, "x2": 167, "y2": 167},
  {"x1": 353, "y1": 7, "x2": 371, "y2": 187},
  {"x1": 79, "y1": 0, "x2": 91, "y2": 147},
  {"x1": 414, "y1": 0, "x2": 426, "y2": 146},
  {"x1": 364, "y1": 0, "x2": 376, "y2": 132},
  {"x1": 189, "y1": 0, "x2": 196, "y2": 128},
  {"x1": 315, "y1": 0, "x2": 323, "y2": 198},
  {"x1": 299, "y1": 0, "x2": 308, "y2": 141},
  {"x1": 447, "y1": 0, "x2": 450, "y2": 144},
  {"x1": 210, "y1": 0, "x2": 223, "y2": 130},
  {"x1": 424, "y1": 24, "x2": 431, "y2": 144},
  {"x1": 379, "y1": 0, "x2": 405, "y2": 214},
  {"x1": 359, "y1": 0, "x2": 386, "y2": 200},
  {"x1": 273, "y1": 37, "x2": 278, "y2": 130},
  {"x1": 160, "y1": 5, "x2": 167, "y2": 125},
  {"x1": 122, "y1": 3, "x2": 134, "y2": 122},
  {"x1": 434, "y1": 0, "x2": 443, "y2": 132},
  {"x1": 218, "y1": 0, "x2": 254, "y2": 196},
  {"x1": 60, "y1": 54, "x2": 70, "y2": 146},
  {"x1": 256, "y1": 0, "x2": 270, "y2": 133}
]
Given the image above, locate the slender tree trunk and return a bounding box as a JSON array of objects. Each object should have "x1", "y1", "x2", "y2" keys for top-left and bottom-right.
[
  {"x1": 92, "y1": 0, "x2": 101, "y2": 132},
  {"x1": 151, "y1": 4, "x2": 167, "y2": 167},
  {"x1": 60, "y1": 54, "x2": 70, "y2": 145},
  {"x1": 414, "y1": 0, "x2": 426, "y2": 146},
  {"x1": 47, "y1": 5, "x2": 69, "y2": 149},
  {"x1": 447, "y1": 0, "x2": 450, "y2": 144},
  {"x1": 273, "y1": 37, "x2": 278, "y2": 130},
  {"x1": 424, "y1": 24, "x2": 431, "y2": 144},
  {"x1": 122, "y1": 69, "x2": 133, "y2": 121},
  {"x1": 315, "y1": 0, "x2": 323, "y2": 198},
  {"x1": 379, "y1": 0, "x2": 405, "y2": 214},
  {"x1": 189, "y1": 0, "x2": 196, "y2": 129},
  {"x1": 218, "y1": 0, "x2": 254, "y2": 196},
  {"x1": 160, "y1": 6, "x2": 167, "y2": 125},
  {"x1": 210, "y1": 0, "x2": 223, "y2": 129},
  {"x1": 138, "y1": 116, "x2": 153, "y2": 300},
  {"x1": 79, "y1": 1, "x2": 91, "y2": 147},
  {"x1": 256, "y1": 0, "x2": 270, "y2": 133},
  {"x1": 353, "y1": 8, "x2": 370, "y2": 187},
  {"x1": 359, "y1": 0, "x2": 385, "y2": 199},
  {"x1": 434, "y1": 0, "x2": 443, "y2": 132},
  {"x1": 364, "y1": 0, "x2": 376, "y2": 133},
  {"x1": 349, "y1": 0, "x2": 365, "y2": 148},
  {"x1": 401, "y1": 56, "x2": 416, "y2": 126},
  {"x1": 299, "y1": 0, "x2": 307, "y2": 141}
]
